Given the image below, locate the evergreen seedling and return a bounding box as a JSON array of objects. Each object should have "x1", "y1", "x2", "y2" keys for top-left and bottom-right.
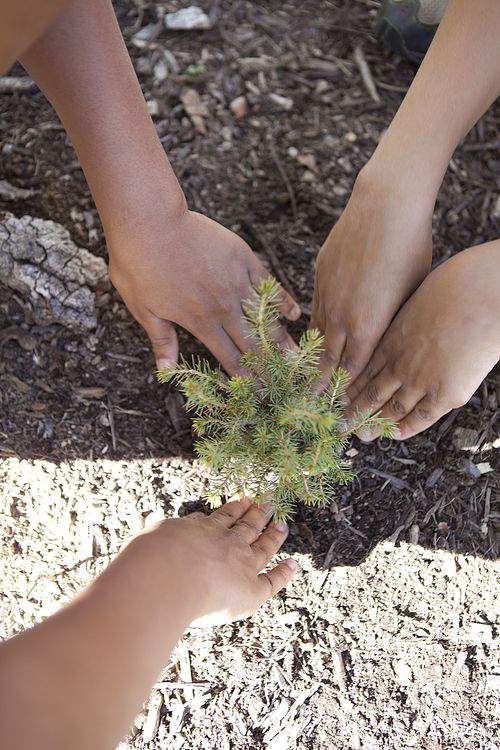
[{"x1": 158, "y1": 279, "x2": 395, "y2": 520}]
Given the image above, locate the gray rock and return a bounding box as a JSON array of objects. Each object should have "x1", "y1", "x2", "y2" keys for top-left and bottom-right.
[
  {"x1": 0, "y1": 214, "x2": 108, "y2": 333},
  {"x1": 164, "y1": 6, "x2": 211, "y2": 30},
  {"x1": 0, "y1": 76, "x2": 37, "y2": 94}
]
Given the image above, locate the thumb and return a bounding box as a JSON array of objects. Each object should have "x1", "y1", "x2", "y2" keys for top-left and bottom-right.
[
  {"x1": 142, "y1": 312, "x2": 179, "y2": 371},
  {"x1": 277, "y1": 285, "x2": 302, "y2": 322}
]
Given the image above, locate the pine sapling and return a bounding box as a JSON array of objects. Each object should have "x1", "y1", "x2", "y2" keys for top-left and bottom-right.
[{"x1": 158, "y1": 278, "x2": 395, "y2": 520}]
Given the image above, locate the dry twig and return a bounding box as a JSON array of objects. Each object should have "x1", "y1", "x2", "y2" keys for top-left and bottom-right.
[{"x1": 353, "y1": 46, "x2": 381, "y2": 104}]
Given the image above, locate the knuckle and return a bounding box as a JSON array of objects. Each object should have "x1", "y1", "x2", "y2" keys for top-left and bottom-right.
[
  {"x1": 212, "y1": 508, "x2": 235, "y2": 524},
  {"x1": 266, "y1": 527, "x2": 283, "y2": 545},
  {"x1": 252, "y1": 540, "x2": 270, "y2": 557},
  {"x1": 151, "y1": 333, "x2": 174, "y2": 347},
  {"x1": 323, "y1": 347, "x2": 340, "y2": 366},
  {"x1": 365, "y1": 359, "x2": 379, "y2": 378},
  {"x1": 388, "y1": 397, "x2": 406, "y2": 417},
  {"x1": 426, "y1": 385, "x2": 441, "y2": 404},
  {"x1": 237, "y1": 520, "x2": 260, "y2": 536},
  {"x1": 273, "y1": 567, "x2": 287, "y2": 588},
  {"x1": 261, "y1": 571, "x2": 274, "y2": 594},
  {"x1": 366, "y1": 382, "x2": 381, "y2": 405},
  {"x1": 340, "y1": 355, "x2": 358, "y2": 373},
  {"x1": 414, "y1": 405, "x2": 432, "y2": 422}
]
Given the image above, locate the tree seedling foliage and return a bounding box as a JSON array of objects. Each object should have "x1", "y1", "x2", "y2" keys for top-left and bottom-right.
[{"x1": 158, "y1": 279, "x2": 395, "y2": 520}]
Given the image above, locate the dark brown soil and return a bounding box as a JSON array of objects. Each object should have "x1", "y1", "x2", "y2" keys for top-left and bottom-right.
[{"x1": 1, "y1": 2, "x2": 499, "y2": 749}]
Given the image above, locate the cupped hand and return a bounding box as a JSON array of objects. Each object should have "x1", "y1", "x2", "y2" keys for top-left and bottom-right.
[
  {"x1": 108, "y1": 207, "x2": 300, "y2": 375},
  {"x1": 345, "y1": 240, "x2": 500, "y2": 441},
  {"x1": 142, "y1": 498, "x2": 299, "y2": 626},
  {"x1": 311, "y1": 167, "x2": 433, "y2": 393}
]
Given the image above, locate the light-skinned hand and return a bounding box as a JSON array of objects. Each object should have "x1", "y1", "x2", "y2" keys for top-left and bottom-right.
[{"x1": 136, "y1": 497, "x2": 299, "y2": 627}]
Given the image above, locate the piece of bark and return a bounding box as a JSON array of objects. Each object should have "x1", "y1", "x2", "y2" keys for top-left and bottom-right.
[
  {"x1": 0, "y1": 180, "x2": 35, "y2": 201},
  {"x1": 0, "y1": 213, "x2": 108, "y2": 333},
  {"x1": 180, "y1": 88, "x2": 208, "y2": 134}
]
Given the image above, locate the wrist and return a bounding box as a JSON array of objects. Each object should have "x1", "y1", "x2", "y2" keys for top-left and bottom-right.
[
  {"x1": 355, "y1": 152, "x2": 438, "y2": 217},
  {"x1": 83, "y1": 522, "x2": 201, "y2": 634},
  {"x1": 125, "y1": 521, "x2": 207, "y2": 623},
  {"x1": 362, "y1": 113, "x2": 456, "y2": 208},
  {"x1": 101, "y1": 173, "x2": 188, "y2": 267},
  {"x1": 96, "y1": 160, "x2": 187, "y2": 244}
]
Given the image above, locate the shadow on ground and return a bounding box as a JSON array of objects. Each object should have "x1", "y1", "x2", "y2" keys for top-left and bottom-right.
[{"x1": 1, "y1": 307, "x2": 498, "y2": 567}]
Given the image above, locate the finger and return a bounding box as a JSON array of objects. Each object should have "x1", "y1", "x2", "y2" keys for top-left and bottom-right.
[
  {"x1": 347, "y1": 367, "x2": 401, "y2": 429},
  {"x1": 248, "y1": 259, "x2": 301, "y2": 321},
  {"x1": 310, "y1": 285, "x2": 321, "y2": 330},
  {"x1": 231, "y1": 502, "x2": 274, "y2": 545},
  {"x1": 257, "y1": 559, "x2": 298, "y2": 600},
  {"x1": 278, "y1": 289, "x2": 302, "y2": 321},
  {"x1": 251, "y1": 520, "x2": 289, "y2": 570},
  {"x1": 317, "y1": 327, "x2": 346, "y2": 384},
  {"x1": 209, "y1": 496, "x2": 253, "y2": 528},
  {"x1": 345, "y1": 348, "x2": 387, "y2": 404},
  {"x1": 358, "y1": 385, "x2": 423, "y2": 442},
  {"x1": 225, "y1": 310, "x2": 297, "y2": 356},
  {"x1": 201, "y1": 325, "x2": 250, "y2": 377},
  {"x1": 395, "y1": 395, "x2": 449, "y2": 441},
  {"x1": 338, "y1": 338, "x2": 376, "y2": 393},
  {"x1": 140, "y1": 311, "x2": 179, "y2": 371}
]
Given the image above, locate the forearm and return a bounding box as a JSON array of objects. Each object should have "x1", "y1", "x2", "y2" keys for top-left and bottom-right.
[
  {"x1": 366, "y1": 0, "x2": 500, "y2": 199},
  {"x1": 0, "y1": 533, "x2": 195, "y2": 749},
  {"x1": 20, "y1": 0, "x2": 185, "y2": 238},
  {"x1": 0, "y1": 0, "x2": 69, "y2": 74}
]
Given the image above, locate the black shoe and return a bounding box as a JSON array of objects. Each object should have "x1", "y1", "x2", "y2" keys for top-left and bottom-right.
[{"x1": 375, "y1": 0, "x2": 448, "y2": 63}]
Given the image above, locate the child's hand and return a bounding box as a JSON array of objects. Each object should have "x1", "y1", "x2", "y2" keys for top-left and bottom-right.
[
  {"x1": 311, "y1": 166, "x2": 433, "y2": 393},
  {"x1": 108, "y1": 208, "x2": 300, "y2": 375},
  {"x1": 0, "y1": 497, "x2": 297, "y2": 750},
  {"x1": 135, "y1": 497, "x2": 298, "y2": 626}
]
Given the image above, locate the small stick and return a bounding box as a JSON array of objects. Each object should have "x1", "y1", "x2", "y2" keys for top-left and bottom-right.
[
  {"x1": 107, "y1": 398, "x2": 117, "y2": 452},
  {"x1": 177, "y1": 643, "x2": 194, "y2": 701},
  {"x1": 268, "y1": 137, "x2": 298, "y2": 221},
  {"x1": 353, "y1": 46, "x2": 381, "y2": 104},
  {"x1": 153, "y1": 680, "x2": 211, "y2": 690},
  {"x1": 328, "y1": 639, "x2": 348, "y2": 691},
  {"x1": 462, "y1": 138, "x2": 500, "y2": 152},
  {"x1": 142, "y1": 691, "x2": 163, "y2": 744}
]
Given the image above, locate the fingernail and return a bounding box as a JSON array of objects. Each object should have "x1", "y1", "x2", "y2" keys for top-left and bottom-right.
[
  {"x1": 157, "y1": 359, "x2": 175, "y2": 372},
  {"x1": 339, "y1": 395, "x2": 351, "y2": 406},
  {"x1": 274, "y1": 521, "x2": 288, "y2": 533},
  {"x1": 284, "y1": 559, "x2": 298, "y2": 572},
  {"x1": 290, "y1": 304, "x2": 301, "y2": 320},
  {"x1": 357, "y1": 429, "x2": 374, "y2": 443},
  {"x1": 392, "y1": 427, "x2": 402, "y2": 440}
]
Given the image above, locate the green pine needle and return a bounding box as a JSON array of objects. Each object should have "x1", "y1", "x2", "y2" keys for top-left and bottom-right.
[{"x1": 157, "y1": 279, "x2": 396, "y2": 520}]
